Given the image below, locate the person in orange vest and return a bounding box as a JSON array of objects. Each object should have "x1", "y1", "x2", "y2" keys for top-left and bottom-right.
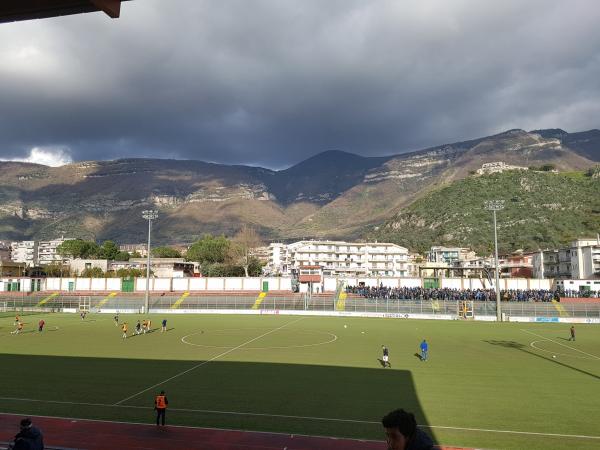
[
  {"x1": 14, "y1": 315, "x2": 20, "y2": 326},
  {"x1": 121, "y1": 323, "x2": 128, "y2": 339},
  {"x1": 11, "y1": 322, "x2": 24, "y2": 335},
  {"x1": 154, "y1": 390, "x2": 169, "y2": 426}
]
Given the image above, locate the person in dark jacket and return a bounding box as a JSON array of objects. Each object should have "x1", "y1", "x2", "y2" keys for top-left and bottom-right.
[
  {"x1": 11, "y1": 418, "x2": 44, "y2": 450},
  {"x1": 382, "y1": 409, "x2": 433, "y2": 450}
]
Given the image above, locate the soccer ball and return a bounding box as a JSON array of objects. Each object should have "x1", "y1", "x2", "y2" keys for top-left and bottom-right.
[
  {"x1": 552, "y1": 355, "x2": 556, "y2": 358},
  {"x1": 344, "y1": 325, "x2": 347, "y2": 328}
]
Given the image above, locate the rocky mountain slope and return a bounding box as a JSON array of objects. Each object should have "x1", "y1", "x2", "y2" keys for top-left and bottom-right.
[
  {"x1": 372, "y1": 170, "x2": 600, "y2": 254},
  {"x1": 0, "y1": 128, "x2": 598, "y2": 246}
]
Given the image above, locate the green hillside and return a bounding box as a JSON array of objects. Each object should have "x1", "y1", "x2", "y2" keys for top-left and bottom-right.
[{"x1": 373, "y1": 169, "x2": 600, "y2": 254}]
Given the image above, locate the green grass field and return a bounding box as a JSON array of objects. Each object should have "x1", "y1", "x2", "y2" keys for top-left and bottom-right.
[{"x1": 1, "y1": 312, "x2": 599, "y2": 449}]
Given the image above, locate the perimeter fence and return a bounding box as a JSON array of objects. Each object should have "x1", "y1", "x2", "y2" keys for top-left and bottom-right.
[{"x1": 1, "y1": 294, "x2": 600, "y2": 318}]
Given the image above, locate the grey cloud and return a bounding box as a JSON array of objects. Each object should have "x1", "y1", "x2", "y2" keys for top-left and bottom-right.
[{"x1": 0, "y1": 0, "x2": 599, "y2": 168}]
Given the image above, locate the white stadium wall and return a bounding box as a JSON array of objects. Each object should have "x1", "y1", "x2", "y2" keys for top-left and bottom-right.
[{"x1": 2, "y1": 276, "x2": 554, "y2": 293}]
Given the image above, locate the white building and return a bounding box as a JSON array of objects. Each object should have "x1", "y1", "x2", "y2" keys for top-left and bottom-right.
[
  {"x1": 533, "y1": 238, "x2": 600, "y2": 279},
  {"x1": 427, "y1": 246, "x2": 476, "y2": 264},
  {"x1": 37, "y1": 237, "x2": 69, "y2": 265},
  {"x1": 10, "y1": 241, "x2": 38, "y2": 266},
  {"x1": 69, "y1": 259, "x2": 109, "y2": 275},
  {"x1": 268, "y1": 240, "x2": 409, "y2": 277},
  {"x1": 476, "y1": 161, "x2": 528, "y2": 175}
]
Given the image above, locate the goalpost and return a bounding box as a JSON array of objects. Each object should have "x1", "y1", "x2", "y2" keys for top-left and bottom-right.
[
  {"x1": 457, "y1": 300, "x2": 474, "y2": 319},
  {"x1": 78, "y1": 296, "x2": 91, "y2": 312},
  {"x1": 0, "y1": 301, "x2": 7, "y2": 313}
]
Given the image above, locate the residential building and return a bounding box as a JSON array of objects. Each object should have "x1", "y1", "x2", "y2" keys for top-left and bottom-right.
[
  {"x1": 0, "y1": 241, "x2": 10, "y2": 260},
  {"x1": 502, "y1": 251, "x2": 534, "y2": 278},
  {"x1": 37, "y1": 237, "x2": 69, "y2": 265},
  {"x1": 0, "y1": 260, "x2": 27, "y2": 277},
  {"x1": 268, "y1": 240, "x2": 409, "y2": 277},
  {"x1": 476, "y1": 161, "x2": 528, "y2": 175},
  {"x1": 119, "y1": 244, "x2": 148, "y2": 257},
  {"x1": 69, "y1": 259, "x2": 110, "y2": 276},
  {"x1": 569, "y1": 238, "x2": 600, "y2": 279},
  {"x1": 533, "y1": 238, "x2": 600, "y2": 279},
  {"x1": 10, "y1": 241, "x2": 38, "y2": 266},
  {"x1": 110, "y1": 258, "x2": 197, "y2": 278},
  {"x1": 427, "y1": 246, "x2": 476, "y2": 264}
]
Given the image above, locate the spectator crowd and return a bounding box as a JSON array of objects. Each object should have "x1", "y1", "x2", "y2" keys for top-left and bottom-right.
[{"x1": 345, "y1": 285, "x2": 565, "y2": 302}]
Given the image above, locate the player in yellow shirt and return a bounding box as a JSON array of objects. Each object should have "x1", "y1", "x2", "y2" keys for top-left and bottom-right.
[
  {"x1": 121, "y1": 323, "x2": 128, "y2": 339},
  {"x1": 11, "y1": 322, "x2": 24, "y2": 335}
]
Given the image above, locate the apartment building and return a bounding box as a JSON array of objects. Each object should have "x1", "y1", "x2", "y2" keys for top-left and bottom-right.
[
  {"x1": 427, "y1": 246, "x2": 476, "y2": 264},
  {"x1": 37, "y1": 237, "x2": 69, "y2": 265},
  {"x1": 268, "y1": 240, "x2": 409, "y2": 277},
  {"x1": 10, "y1": 241, "x2": 38, "y2": 266},
  {"x1": 533, "y1": 238, "x2": 600, "y2": 279}
]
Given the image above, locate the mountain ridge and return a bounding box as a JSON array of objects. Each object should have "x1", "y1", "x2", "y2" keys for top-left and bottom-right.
[{"x1": 0, "y1": 127, "x2": 598, "y2": 247}]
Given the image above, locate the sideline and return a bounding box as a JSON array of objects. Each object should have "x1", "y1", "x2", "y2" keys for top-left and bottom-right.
[{"x1": 1, "y1": 397, "x2": 600, "y2": 441}]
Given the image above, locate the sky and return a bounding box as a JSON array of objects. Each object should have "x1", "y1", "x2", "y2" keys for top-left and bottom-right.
[{"x1": 0, "y1": 0, "x2": 599, "y2": 169}]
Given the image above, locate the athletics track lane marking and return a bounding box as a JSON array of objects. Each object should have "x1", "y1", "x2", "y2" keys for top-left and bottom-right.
[
  {"x1": 521, "y1": 329, "x2": 600, "y2": 360},
  {"x1": 1, "y1": 398, "x2": 600, "y2": 441},
  {"x1": 113, "y1": 317, "x2": 306, "y2": 405}
]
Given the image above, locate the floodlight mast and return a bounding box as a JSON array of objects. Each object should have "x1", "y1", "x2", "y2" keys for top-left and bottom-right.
[
  {"x1": 484, "y1": 200, "x2": 505, "y2": 322},
  {"x1": 142, "y1": 210, "x2": 159, "y2": 314}
]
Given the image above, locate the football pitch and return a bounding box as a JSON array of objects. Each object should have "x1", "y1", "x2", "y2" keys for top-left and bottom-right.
[{"x1": 1, "y1": 312, "x2": 599, "y2": 450}]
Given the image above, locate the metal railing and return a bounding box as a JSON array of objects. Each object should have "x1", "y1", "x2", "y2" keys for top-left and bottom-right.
[{"x1": 2, "y1": 295, "x2": 600, "y2": 318}]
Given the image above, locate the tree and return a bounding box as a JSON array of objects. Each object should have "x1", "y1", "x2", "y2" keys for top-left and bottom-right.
[
  {"x1": 81, "y1": 267, "x2": 105, "y2": 278},
  {"x1": 247, "y1": 257, "x2": 264, "y2": 277},
  {"x1": 44, "y1": 263, "x2": 71, "y2": 277},
  {"x1": 98, "y1": 240, "x2": 119, "y2": 260},
  {"x1": 230, "y1": 226, "x2": 263, "y2": 277},
  {"x1": 130, "y1": 251, "x2": 142, "y2": 258},
  {"x1": 186, "y1": 235, "x2": 230, "y2": 265},
  {"x1": 114, "y1": 251, "x2": 130, "y2": 261},
  {"x1": 152, "y1": 246, "x2": 181, "y2": 258},
  {"x1": 57, "y1": 239, "x2": 98, "y2": 259},
  {"x1": 115, "y1": 268, "x2": 146, "y2": 278}
]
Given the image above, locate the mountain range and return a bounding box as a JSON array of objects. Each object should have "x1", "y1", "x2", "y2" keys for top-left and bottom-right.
[{"x1": 0, "y1": 128, "x2": 598, "y2": 249}]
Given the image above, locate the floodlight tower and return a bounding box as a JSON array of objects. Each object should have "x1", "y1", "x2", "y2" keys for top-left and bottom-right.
[
  {"x1": 484, "y1": 200, "x2": 505, "y2": 322},
  {"x1": 142, "y1": 210, "x2": 159, "y2": 313}
]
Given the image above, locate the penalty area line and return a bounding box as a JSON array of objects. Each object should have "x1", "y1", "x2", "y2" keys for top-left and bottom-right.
[
  {"x1": 113, "y1": 317, "x2": 306, "y2": 405},
  {"x1": 521, "y1": 329, "x2": 600, "y2": 360},
  {"x1": 1, "y1": 397, "x2": 600, "y2": 441}
]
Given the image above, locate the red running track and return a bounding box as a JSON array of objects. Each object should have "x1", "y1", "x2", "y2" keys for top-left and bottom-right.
[{"x1": 0, "y1": 413, "x2": 473, "y2": 450}]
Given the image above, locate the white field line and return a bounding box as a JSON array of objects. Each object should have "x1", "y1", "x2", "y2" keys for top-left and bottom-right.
[
  {"x1": 530, "y1": 340, "x2": 592, "y2": 360},
  {"x1": 521, "y1": 329, "x2": 600, "y2": 360},
  {"x1": 0, "y1": 411, "x2": 384, "y2": 445},
  {"x1": 181, "y1": 327, "x2": 338, "y2": 350},
  {"x1": 1, "y1": 397, "x2": 600, "y2": 441},
  {"x1": 114, "y1": 317, "x2": 305, "y2": 405}
]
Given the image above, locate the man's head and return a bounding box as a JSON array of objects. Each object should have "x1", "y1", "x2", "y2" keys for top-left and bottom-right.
[
  {"x1": 19, "y1": 418, "x2": 32, "y2": 430},
  {"x1": 160, "y1": 390, "x2": 165, "y2": 395},
  {"x1": 381, "y1": 409, "x2": 417, "y2": 450}
]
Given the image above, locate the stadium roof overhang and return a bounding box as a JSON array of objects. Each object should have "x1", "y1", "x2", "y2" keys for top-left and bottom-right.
[{"x1": 0, "y1": 0, "x2": 129, "y2": 24}]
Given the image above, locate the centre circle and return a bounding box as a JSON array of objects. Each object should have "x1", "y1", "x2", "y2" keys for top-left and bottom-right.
[{"x1": 181, "y1": 328, "x2": 338, "y2": 350}]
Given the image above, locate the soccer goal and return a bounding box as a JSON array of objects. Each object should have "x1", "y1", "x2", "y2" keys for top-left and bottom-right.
[
  {"x1": 78, "y1": 296, "x2": 91, "y2": 312},
  {"x1": 458, "y1": 300, "x2": 474, "y2": 319},
  {"x1": 0, "y1": 301, "x2": 7, "y2": 313}
]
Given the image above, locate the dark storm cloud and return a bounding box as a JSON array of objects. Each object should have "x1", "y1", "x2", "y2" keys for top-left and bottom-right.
[{"x1": 1, "y1": 0, "x2": 599, "y2": 168}]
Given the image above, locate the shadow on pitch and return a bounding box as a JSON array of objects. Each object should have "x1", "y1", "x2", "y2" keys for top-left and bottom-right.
[
  {"x1": 0, "y1": 353, "x2": 437, "y2": 444},
  {"x1": 484, "y1": 340, "x2": 599, "y2": 381}
]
